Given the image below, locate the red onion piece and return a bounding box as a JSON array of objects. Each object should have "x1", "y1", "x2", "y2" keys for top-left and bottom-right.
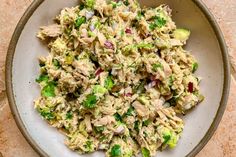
[
  {"x1": 95, "y1": 68, "x2": 104, "y2": 76},
  {"x1": 150, "y1": 75, "x2": 156, "y2": 81},
  {"x1": 104, "y1": 41, "x2": 114, "y2": 50},
  {"x1": 150, "y1": 81, "x2": 157, "y2": 87},
  {"x1": 124, "y1": 93, "x2": 132, "y2": 97},
  {"x1": 146, "y1": 81, "x2": 157, "y2": 89},
  {"x1": 85, "y1": 11, "x2": 94, "y2": 20},
  {"x1": 89, "y1": 24, "x2": 95, "y2": 31},
  {"x1": 188, "y1": 82, "x2": 194, "y2": 93},
  {"x1": 125, "y1": 28, "x2": 132, "y2": 34}
]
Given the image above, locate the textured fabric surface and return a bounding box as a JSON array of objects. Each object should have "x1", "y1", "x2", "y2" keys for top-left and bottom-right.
[{"x1": 0, "y1": 0, "x2": 235, "y2": 157}]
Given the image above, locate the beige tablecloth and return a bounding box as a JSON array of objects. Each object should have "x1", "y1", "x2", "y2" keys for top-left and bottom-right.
[{"x1": 0, "y1": 0, "x2": 235, "y2": 157}]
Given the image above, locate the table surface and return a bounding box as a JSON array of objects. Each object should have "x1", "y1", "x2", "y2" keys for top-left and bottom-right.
[{"x1": 0, "y1": 0, "x2": 236, "y2": 157}]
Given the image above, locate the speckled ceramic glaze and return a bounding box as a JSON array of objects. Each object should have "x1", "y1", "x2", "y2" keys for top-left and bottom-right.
[{"x1": 6, "y1": 0, "x2": 230, "y2": 157}]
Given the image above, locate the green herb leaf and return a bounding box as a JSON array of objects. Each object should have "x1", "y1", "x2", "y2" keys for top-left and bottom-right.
[
  {"x1": 39, "y1": 108, "x2": 55, "y2": 120},
  {"x1": 137, "y1": 11, "x2": 144, "y2": 20},
  {"x1": 192, "y1": 62, "x2": 198, "y2": 73},
  {"x1": 124, "y1": 0, "x2": 129, "y2": 6},
  {"x1": 110, "y1": 1, "x2": 117, "y2": 8},
  {"x1": 53, "y1": 59, "x2": 60, "y2": 69},
  {"x1": 149, "y1": 23, "x2": 156, "y2": 30},
  {"x1": 83, "y1": 94, "x2": 97, "y2": 109},
  {"x1": 113, "y1": 113, "x2": 122, "y2": 122},
  {"x1": 141, "y1": 147, "x2": 150, "y2": 157},
  {"x1": 75, "y1": 16, "x2": 86, "y2": 28},
  {"x1": 95, "y1": 126, "x2": 105, "y2": 133},
  {"x1": 79, "y1": 4, "x2": 85, "y2": 10},
  {"x1": 155, "y1": 17, "x2": 166, "y2": 27},
  {"x1": 110, "y1": 144, "x2": 122, "y2": 157},
  {"x1": 167, "y1": 95, "x2": 179, "y2": 106},
  {"x1": 36, "y1": 74, "x2": 49, "y2": 83},
  {"x1": 105, "y1": 76, "x2": 114, "y2": 90},
  {"x1": 142, "y1": 119, "x2": 151, "y2": 126},
  {"x1": 85, "y1": 140, "x2": 93, "y2": 150},
  {"x1": 149, "y1": 16, "x2": 166, "y2": 30},
  {"x1": 41, "y1": 81, "x2": 57, "y2": 97},
  {"x1": 125, "y1": 106, "x2": 134, "y2": 116},
  {"x1": 99, "y1": 135, "x2": 107, "y2": 142},
  {"x1": 134, "y1": 120, "x2": 140, "y2": 132},
  {"x1": 163, "y1": 134, "x2": 171, "y2": 144},
  {"x1": 66, "y1": 112, "x2": 73, "y2": 120}
]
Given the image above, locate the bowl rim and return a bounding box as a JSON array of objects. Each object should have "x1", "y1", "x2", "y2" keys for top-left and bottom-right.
[{"x1": 5, "y1": 0, "x2": 231, "y2": 157}]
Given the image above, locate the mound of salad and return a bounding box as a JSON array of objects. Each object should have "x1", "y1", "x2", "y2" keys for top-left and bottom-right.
[{"x1": 35, "y1": 0, "x2": 204, "y2": 156}]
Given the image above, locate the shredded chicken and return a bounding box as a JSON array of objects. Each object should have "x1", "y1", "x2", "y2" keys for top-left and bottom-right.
[
  {"x1": 132, "y1": 101, "x2": 149, "y2": 117},
  {"x1": 93, "y1": 116, "x2": 116, "y2": 126},
  {"x1": 37, "y1": 24, "x2": 62, "y2": 40}
]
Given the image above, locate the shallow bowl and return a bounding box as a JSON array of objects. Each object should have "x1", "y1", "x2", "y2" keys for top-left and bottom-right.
[{"x1": 6, "y1": 0, "x2": 230, "y2": 157}]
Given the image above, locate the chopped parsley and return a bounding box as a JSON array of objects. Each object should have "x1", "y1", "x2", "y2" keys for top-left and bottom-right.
[
  {"x1": 110, "y1": 144, "x2": 122, "y2": 157},
  {"x1": 134, "y1": 120, "x2": 140, "y2": 132},
  {"x1": 38, "y1": 108, "x2": 55, "y2": 120},
  {"x1": 75, "y1": 16, "x2": 86, "y2": 28},
  {"x1": 141, "y1": 147, "x2": 150, "y2": 157},
  {"x1": 142, "y1": 119, "x2": 151, "y2": 126},
  {"x1": 85, "y1": 140, "x2": 93, "y2": 150},
  {"x1": 163, "y1": 134, "x2": 171, "y2": 144},
  {"x1": 124, "y1": 0, "x2": 129, "y2": 6},
  {"x1": 110, "y1": 1, "x2": 117, "y2": 8},
  {"x1": 53, "y1": 59, "x2": 61, "y2": 69},
  {"x1": 137, "y1": 11, "x2": 144, "y2": 20},
  {"x1": 113, "y1": 113, "x2": 123, "y2": 122},
  {"x1": 125, "y1": 106, "x2": 135, "y2": 116},
  {"x1": 149, "y1": 16, "x2": 166, "y2": 30},
  {"x1": 79, "y1": 4, "x2": 85, "y2": 10},
  {"x1": 41, "y1": 81, "x2": 57, "y2": 97},
  {"x1": 83, "y1": 94, "x2": 97, "y2": 109},
  {"x1": 66, "y1": 112, "x2": 73, "y2": 120},
  {"x1": 95, "y1": 126, "x2": 105, "y2": 133},
  {"x1": 36, "y1": 74, "x2": 49, "y2": 83}
]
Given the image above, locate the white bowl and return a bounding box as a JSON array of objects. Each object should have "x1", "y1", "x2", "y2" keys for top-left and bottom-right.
[{"x1": 6, "y1": 0, "x2": 230, "y2": 157}]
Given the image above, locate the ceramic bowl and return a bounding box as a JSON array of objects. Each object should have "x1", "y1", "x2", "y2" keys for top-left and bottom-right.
[{"x1": 6, "y1": 0, "x2": 230, "y2": 157}]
